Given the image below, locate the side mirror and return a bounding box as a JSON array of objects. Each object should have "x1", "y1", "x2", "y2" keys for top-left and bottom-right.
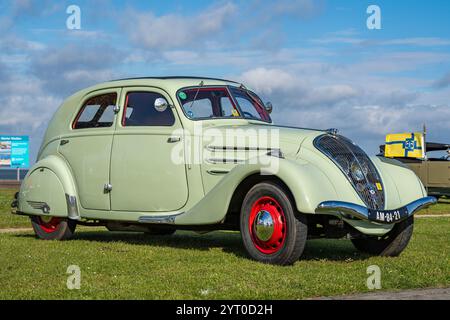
[
  {"x1": 154, "y1": 98, "x2": 169, "y2": 112},
  {"x1": 265, "y1": 102, "x2": 273, "y2": 114}
]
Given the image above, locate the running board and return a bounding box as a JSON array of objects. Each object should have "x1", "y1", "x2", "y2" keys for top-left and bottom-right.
[{"x1": 138, "y1": 213, "x2": 184, "y2": 225}]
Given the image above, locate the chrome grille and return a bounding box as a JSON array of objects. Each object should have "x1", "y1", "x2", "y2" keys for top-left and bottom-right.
[{"x1": 314, "y1": 134, "x2": 385, "y2": 210}]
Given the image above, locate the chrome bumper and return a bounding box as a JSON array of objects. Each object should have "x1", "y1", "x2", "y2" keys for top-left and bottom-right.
[{"x1": 315, "y1": 196, "x2": 437, "y2": 224}]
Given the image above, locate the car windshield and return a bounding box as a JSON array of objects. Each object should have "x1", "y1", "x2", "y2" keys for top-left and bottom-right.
[{"x1": 177, "y1": 86, "x2": 271, "y2": 122}]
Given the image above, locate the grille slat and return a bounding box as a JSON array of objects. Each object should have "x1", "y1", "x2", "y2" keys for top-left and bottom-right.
[{"x1": 314, "y1": 134, "x2": 385, "y2": 210}]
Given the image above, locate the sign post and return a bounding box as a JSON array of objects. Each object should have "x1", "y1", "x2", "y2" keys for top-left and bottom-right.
[{"x1": 0, "y1": 136, "x2": 30, "y2": 180}]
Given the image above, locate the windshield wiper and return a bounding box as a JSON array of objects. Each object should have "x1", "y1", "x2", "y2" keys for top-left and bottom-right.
[{"x1": 188, "y1": 80, "x2": 204, "y2": 113}]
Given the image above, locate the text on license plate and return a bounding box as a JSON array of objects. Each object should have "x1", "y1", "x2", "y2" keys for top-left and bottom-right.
[{"x1": 368, "y1": 208, "x2": 408, "y2": 223}]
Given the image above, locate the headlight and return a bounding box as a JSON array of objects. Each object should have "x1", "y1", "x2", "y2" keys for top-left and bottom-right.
[{"x1": 350, "y1": 161, "x2": 365, "y2": 181}]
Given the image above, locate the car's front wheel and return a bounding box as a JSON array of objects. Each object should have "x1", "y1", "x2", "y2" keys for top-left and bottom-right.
[
  {"x1": 240, "y1": 182, "x2": 307, "y2": 265},
  {"x1": 351, "y1": 216, "x2": 414, "y2": 256},
  {"x1": 31, "y1": 216, "x2": 77, "y2": 240}
]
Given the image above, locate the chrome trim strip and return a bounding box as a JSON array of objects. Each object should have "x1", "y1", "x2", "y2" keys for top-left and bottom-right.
[
  {"x1": 65, "y1": 194, "x2": 80, "y2": 220},
  {"x1": 315, "y1": 196, "x2": 437, "y2": 223},
  {"x1": 206, "y1": 158, "x2": 245, "y2": 164},
  {"x1": 207, "y1": 169, "x2": 230, "y2": 175},
  {"x1": 138, "y1": 213, "x2": 183, "y2": 225},
  {"x1": 27, "y1": 201, "x2": 50, "y2": 213},
  {"x1": 206, "y1": 146, "x2": 281, "y2": 152}
]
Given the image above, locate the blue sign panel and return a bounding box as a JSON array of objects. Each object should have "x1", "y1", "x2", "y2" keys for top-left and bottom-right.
[{"x1": 0, "y1": 136, "x2": 29, "y2": 168}]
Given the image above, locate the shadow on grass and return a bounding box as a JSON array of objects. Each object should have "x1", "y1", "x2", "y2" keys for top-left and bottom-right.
[{"x1": 15, "y1": 229, "x2": 371, "y2": 262}]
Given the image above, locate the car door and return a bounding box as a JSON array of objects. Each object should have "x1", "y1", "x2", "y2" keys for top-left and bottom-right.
[
  {"x1": 110, "y1": 87, "x2": 188, "y2": 212},
  {"x1": 58, "y1": 89, "x2": 121, "y2": 210}
]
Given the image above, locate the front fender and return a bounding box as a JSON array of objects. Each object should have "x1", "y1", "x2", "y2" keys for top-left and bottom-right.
[
  {"x1": 372, "y1": 156, "x2": 426, "y2": 209},
  {"x1": 176, "y1": 156, "x2": 339, "y2": 225},
  {"x1": 18, "y1": 155, "x2": 80, "y2": 219}
]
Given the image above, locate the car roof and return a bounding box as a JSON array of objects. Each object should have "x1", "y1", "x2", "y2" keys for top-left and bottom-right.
[
  {"x1": 76, "y1": 76, "x2": 243, "y2": 97},
  {"x1": 110, "y1": 76, "x2": 240, "y2": 84}
]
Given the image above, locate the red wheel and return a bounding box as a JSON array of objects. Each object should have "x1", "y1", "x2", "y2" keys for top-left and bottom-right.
[
  {"x1": 240, "y1": 182, "x2": 307, "y2": 265},
  {"x1": 36, "y1": 216, "x2": 62, "y2": 234},
  {"x1": 248, "y1": 196, "x2": 286, "y2": 254},
  {"x1": 31, "y1": 216, "x2": 76, "y2": 240}
]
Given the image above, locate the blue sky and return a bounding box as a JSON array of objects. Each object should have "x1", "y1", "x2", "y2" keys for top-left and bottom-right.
[{"x1": 1, "y1": 0, "x2": 449, "y2": 164}]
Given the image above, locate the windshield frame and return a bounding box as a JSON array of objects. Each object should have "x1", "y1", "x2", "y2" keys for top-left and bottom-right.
[{"x1": 175, "y1": 85, "x2": 272, "y2": 123}]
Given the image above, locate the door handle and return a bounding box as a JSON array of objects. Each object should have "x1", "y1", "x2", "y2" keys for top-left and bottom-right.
[
  {"x1": 60, "y1": 139, "x2": 69, "y2": 146},
  {"x1": 167, "y1": 136, "x2": 181, "y2": 143}
]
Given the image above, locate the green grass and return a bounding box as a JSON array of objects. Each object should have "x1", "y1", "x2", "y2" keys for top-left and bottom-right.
[
  {"x1": 0, "y1": 188, "x2": 29, "y2": 228},
  {"x1": 0, "y1": 188, "x2": 449, "y2": 299},
  {"x1": 421, "y1": 197, "x2": 450, "y2": 215},
  {"x1": 0, "y1": 218, "x2": 449, "y2": 299}
]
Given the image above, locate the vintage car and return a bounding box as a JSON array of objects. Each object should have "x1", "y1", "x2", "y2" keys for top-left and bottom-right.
[
  {"x1": 380, "y1": 142, "x2": 450, "y2": 198},
  {"x1": 12, "y1": 77, "x2": 436, "y2": 265}
]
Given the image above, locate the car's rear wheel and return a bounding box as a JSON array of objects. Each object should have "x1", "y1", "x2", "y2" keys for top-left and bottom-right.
[
  {"x1": 31, "y1": 216, "x2": 77, "y2": 240},
  {"x1": 240, "y1": 182, "x2": 307, "y2": 265},
  {"x1": 351, "y1": 216, "x2": 414, "y2": 256}
]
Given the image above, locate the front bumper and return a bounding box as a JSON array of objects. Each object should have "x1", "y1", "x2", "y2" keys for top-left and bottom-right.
[{"x1": 315, "y1": 196, "x2": 437, "y2": 224}]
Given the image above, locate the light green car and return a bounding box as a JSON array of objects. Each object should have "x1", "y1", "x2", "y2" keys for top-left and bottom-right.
[{"x1": 12, "y1": 77, "x2": 436, "y2": 265}]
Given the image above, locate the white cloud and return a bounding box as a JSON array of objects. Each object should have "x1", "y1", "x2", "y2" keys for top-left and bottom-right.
[
  {"x1": 311, "y1": 35, "x2": 450, "y2": 47},
  {"x1": 29, "y1": 44, "x2": 121, "y2": 96},
  {"x1": 237, "y1": 66, "x2": 450, "y2": 154},
  {"x1": 124, "y1": 2, "x2": 237, "y2": 50}
]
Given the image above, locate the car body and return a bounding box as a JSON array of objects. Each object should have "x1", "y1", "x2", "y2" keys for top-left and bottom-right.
[
  {"x1": 12, "y1": 77, "x2": 436, "y2": 265},
  {"x1": 380, "y1": 142, "x2": 450, "y2": 198}
]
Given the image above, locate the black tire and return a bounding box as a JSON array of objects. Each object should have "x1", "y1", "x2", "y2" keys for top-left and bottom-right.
[
  {"x1": 240, "y1": 182, "x2": 307, "y2": 265},
  {"x1": 351, "y1": 216, "x2": 414, "y2": 256},
  {"x1": 30, "y1": 216, "x2": 77, "y2": 240}
]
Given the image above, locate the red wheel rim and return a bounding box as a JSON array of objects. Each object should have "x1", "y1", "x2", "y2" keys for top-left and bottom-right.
[
  {"x1": 36, "y1": 216, "x2": 61, "y2": 233},
  {"x1": 248, "y1": 196, "x2": 287, "y2": 254}
]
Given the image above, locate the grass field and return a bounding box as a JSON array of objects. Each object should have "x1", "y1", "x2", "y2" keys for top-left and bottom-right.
[
  {"x1": 0, "y1": 188, "x2": 29, "y2": 228},
  {"x1": 0, "y1": 188, "x2": 449, "y2": 299}
]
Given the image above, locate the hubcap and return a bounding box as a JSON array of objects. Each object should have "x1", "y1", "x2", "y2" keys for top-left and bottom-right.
[
  {"x1": 248, "y1": 196, "x2": 287, "y2": 254},
  {"x1": 254, "y1": 210, "x2": 274, "y2": 241}
]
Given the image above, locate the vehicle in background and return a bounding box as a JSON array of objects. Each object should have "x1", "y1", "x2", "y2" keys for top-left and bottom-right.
[{"x1": 380, "y1": 142, "x2": 450, "y2": 199}]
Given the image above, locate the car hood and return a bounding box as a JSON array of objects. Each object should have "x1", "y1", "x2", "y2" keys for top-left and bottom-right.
[{"x1": 199, "y1": 122, "x2": 325, "y2": 157}]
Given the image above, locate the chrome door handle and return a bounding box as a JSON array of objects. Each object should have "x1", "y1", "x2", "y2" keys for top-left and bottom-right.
[
  {"x1": 167, "y1": 136, "x2": 181, "y2": 143},
  {"x1": 60, "y1": 139, "x2": 69, "y2": 146}
]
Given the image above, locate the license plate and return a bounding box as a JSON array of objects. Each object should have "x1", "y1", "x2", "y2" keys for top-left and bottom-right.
[{"x1": 368, "y1": 207, "x2": 409, "y2": 223}]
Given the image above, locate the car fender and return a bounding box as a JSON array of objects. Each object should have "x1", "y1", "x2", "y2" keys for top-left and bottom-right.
[
  {"x1": 176, "y1": 156, "x2": 339, "y2": 225},
  {"x1": 371, "y1": 156, "x2": 426, "y2": 208},
  {"x1": 18, "y1": 155, "x2": 80, "y2": 219}
]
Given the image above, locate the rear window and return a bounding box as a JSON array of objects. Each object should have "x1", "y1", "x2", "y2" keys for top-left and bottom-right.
[{"x1": 73, "y1": 93, "x2": 117, "y2": 129}]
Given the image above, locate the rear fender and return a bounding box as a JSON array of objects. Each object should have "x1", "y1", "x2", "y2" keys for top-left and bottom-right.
[{"x1": 18, "y1": 155, "x2": 79, "y2": 219}]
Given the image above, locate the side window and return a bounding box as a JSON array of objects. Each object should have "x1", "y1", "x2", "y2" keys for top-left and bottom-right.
[
  {"x1": 73, "y1": 93, "x2": 117, "y2": 129},
  {"x1": 123, "y1": 92, "x2": 175, "y2": 126}
]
